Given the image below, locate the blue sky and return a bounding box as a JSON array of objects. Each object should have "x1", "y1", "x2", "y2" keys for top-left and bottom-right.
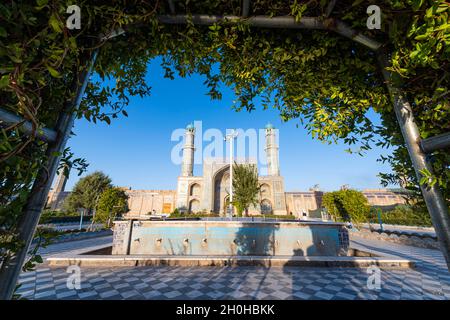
[{"x1": 62, "y1": 58, "x2": 394, "y2": 192}]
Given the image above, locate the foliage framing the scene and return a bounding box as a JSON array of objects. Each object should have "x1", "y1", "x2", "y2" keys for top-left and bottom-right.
[{"x1": 0, "y1": 0, "x2": 449, "y2": 278}]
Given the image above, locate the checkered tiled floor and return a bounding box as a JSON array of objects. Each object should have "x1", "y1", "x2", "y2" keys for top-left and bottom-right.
[{"x1": 16, "y1": 236, "x2": 450, "y2": 300}]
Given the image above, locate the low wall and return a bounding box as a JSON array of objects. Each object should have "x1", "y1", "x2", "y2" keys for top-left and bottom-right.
[{"x1": 112, "y1": 220, "x2": 349, "y2": 256}]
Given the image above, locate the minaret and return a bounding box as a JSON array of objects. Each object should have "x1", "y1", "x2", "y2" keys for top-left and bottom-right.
[
  {"x1": 181, "y1": 123, "x2": 195, "y2": 176},
  {"x1": 54, "y1": 165, "x2": 69, "y2": 193},
  {"x1": 265, "y1": 123, "x2": 280, "y2": 176},
  {"x1": 50, "y1": 164, "x2": 70, "y2": 210}
]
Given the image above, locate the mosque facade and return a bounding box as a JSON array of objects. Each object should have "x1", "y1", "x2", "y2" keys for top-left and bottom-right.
[{"x1": 46, "y1": 124, "x2": 407, "y2": 217}]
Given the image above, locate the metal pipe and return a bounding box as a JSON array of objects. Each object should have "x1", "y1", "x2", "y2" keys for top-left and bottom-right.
[
  {"x1": 242, "y1": 0, "x2": 250, "y2": 17},
  {"x1": 378, "y1": 52, "x2": 450, "y2": 271},
  {"x1": 325, "y1": 0, "x2": 337, "y2": 17},
  {"x1": 0, "y1": 108, "x2": 57, "y2": 143},
  {"x1": 225, "y1": 130, "x2": 238, "y2": 218},
  {"x1": 157, "y1": 15, "x2": 382, "y2": 51},
  {"x1": 157, "y1": 14, "x2": 325, "y2": 28},
  {"x1": 104, "y1": 14, "x2": 381, "y2": 51},
  {"x1": 420, "y1": 132, "x2": 450, "y2": 153},
  {"x1": 0, "y1": 49, "x2": 99, "y2": 300}
]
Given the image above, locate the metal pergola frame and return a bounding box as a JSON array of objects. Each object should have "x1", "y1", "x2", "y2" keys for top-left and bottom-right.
[{"x1": 0, "y1": 7, "x2": 449, "y2": 300}]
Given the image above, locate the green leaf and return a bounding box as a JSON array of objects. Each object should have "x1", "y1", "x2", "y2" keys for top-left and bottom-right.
[
  {"x1": 414, "y1": 34, "x2": 428, "y2": 40},
  {"x1": 436, "y1": 4, "x2": 448, "y2": 13},
  {"x1": 0, "y1": 27, "x2": 6, "y2": 38},
  {"x1": 46, "y1": 65, "x2": 61, "y2": 78},
  {"x1": 436, "y1": 23, "x2": 450, "y2": 31},
  {"x1": 49, "y1": 14, "x2": 62, "y2": 33}
]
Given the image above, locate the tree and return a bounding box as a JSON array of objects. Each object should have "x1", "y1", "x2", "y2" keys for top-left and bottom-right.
[
  {"x1": 322, "y1": 189, "x2": 370, "y2": 225},
  {"x1": 63, "y1": 171, "x2": 112, "y2": 214},
  {"x1": 373, "y1": 205, "x2": 432, "y2": 227},
  {"x1": 232, "y1": 163, "x2": 260, "y2": 216},
  {"x1": 95, "y1": 187, "x2": 128, "y2": 227}
]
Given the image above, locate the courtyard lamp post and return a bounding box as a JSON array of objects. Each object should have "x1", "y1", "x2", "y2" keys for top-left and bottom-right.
[{"x1": 225, "y1": 130, "x2": 239, "y2": 219}]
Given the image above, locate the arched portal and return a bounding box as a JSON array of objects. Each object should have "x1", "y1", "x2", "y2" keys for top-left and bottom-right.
[
  {"x1": 189, "y1": 183, "x2": 201, "y2": 196},
  {"x1": 188, "y1": 199, "x2": 200, "y2": 213},
  {"x1": 212, "y1": 165, "x2": 230, "y2": 214}
]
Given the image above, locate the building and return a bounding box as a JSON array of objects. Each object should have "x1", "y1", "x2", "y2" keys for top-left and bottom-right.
[
  {"x1": 46, "y1": 124, "x2": 407, "y2": 217},
  {"x1": 46, "y1": 165, "x2": 70, "y2": 211}
]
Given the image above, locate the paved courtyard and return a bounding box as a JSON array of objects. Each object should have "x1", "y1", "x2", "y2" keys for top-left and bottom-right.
[{"x1": 16, "y1": 235, "x2": 450, "y2": 300}]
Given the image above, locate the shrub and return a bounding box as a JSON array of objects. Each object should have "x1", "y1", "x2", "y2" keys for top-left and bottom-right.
[
  {"x1": 369, "y1": 205, "x2": 432, "y2": 227},
  {"x1": 169, "y1": 211, "x2": 220, "y2": 218},
  {"x1": 38, "y1": 209, "x2": 79, "y2": 223}
]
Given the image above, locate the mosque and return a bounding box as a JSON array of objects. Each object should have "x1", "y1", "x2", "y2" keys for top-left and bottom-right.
[
  {"x1": 173, "y1": 123, "x2": 286, "y2": 215},
  {"x1": 46, "y1": 124, "x2": 407, "y2": 218}
]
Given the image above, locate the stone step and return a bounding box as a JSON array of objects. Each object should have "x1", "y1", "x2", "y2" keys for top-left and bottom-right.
[{"x1": 47, "y1": 253, "x2": 414, "y2": 269}]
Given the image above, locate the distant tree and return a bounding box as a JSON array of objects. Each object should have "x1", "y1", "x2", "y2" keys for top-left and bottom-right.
[
  {"x1": 322, "y1": 189, "x2": 370, "y2": 225},
  {"x1": 95, "y1": 188, "x2": 129, "y2": 227},
  {"x1": 63, "y1": 171, "x2": 112, "y2": 214},
  {"x1": 232, "y1": 163, "x2": 260, "y2": 216}
]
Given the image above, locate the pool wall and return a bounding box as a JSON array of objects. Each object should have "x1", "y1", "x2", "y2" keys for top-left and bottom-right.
[{"x1": 112, "y1": 220, "x2": 349, "y2": 256}]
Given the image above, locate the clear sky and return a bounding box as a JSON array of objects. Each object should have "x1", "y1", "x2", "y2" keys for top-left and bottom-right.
[{"x1": 62, "y1": 58, "x2": 394, "y2": 192}]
